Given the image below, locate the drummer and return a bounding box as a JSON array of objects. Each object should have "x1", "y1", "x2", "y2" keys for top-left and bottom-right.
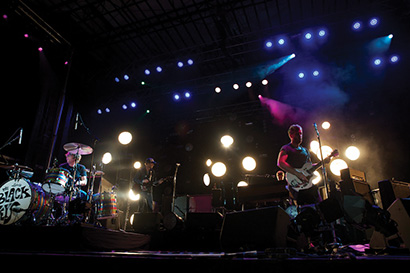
[{"x1": 59, "y1": 152, "x2": 87, "y2": 187}]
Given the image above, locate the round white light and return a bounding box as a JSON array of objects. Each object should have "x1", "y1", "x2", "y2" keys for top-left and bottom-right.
[
  {"x1": 322, "y1": 121, "x2": 331, "y2": 130},
  {"x1": 330, "y1": 159, "x2": 348, "y2": 176},
  {"x1": 128, "y1": 189, "x2": 140, "y2": 201},
  {"x1": 312, "y1": 171, "x2": 321, "y2": 185},
  {"x1": 133, "y1": 161, "x2": 142, "y2": 169},
  {"x1": 211, "y1": 162, "x2": 227, "y2": 177},
  {"x1": 203, "y1": 173, "x2": 211, "y2": 186},
  {"x1": 310, "y1": 140, "x2": 319, "y2": 154},
  {"x1": 242, "y1": 156, "x2": 256, "y2": 171},
  {"x1": 206, "y1": 159, "x2": 212, "y2": 167},
  {"x1": 102, "y1": 152, "x2": 112, "y2": 164},
  {"x1": 316, "y1": 145, "x2": 333, "y2": 160},
  {"x1": 346, "y1": 146, "x2": 360, "y2": 161},
  {"x1": 220, "y1": 135, "x2": 234, "y2": 148},
  {"x1": 237, "y1": 181, "x2": 248, "y2": 187},
  {"x1": 118, "y1": 131, "x2": 132, "y2": 145}
]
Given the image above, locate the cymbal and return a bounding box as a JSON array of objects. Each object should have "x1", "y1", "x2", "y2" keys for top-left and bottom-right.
[
  {"x1": 0, "y1": 163, "x2": 33, "y2": 171},
  {"x1": 63, "y1": 142, "x2": 93, "y2": 155}
]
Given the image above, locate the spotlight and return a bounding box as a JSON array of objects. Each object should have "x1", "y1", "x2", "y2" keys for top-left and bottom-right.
[
  {"x1": 187, "y1": 59, "x2": 194, "y2": 65},
  {"x1": 321, "y1": 121, "x2": 331, "y2": 129},
  {"x1": 261, "y1": 79, "x2": 268, "y2": 85},
  {"x1": 128, "y1": 189, "x2": 140, "y2": 201},
  {"x1": 313, "y1": 70, "x2": 320, "y2": 77},
  {"x1": 242, "y1": 156, "x2": 256, "y2": 171},
  {"x1": 316, "y1": 145, "x2": 333, "y2": 160},
  {"x1": 184, "y1": 91, "x2": 191, "y2": 98},
  {"x1": 277, "y1": 38, "x2": 285, "y2": 45},
  {"x1": 233, "y1": 83, "x2": 239, "y2": 90},
  {"x1": 298, "y1": 72, "x2": 305, "y2": 79},
  {"x1": 304, "y1": 32, "x2": 312, "y2": 40},
  {"x1": 105, "y1": 107, "x2": 110, "y2": 113},
  {"x1": 352, "y1": 21, "x2": 362, "y2": 31},
  {"x1": 215, "y1": 86, "x2": 221, "y2": 93},
  {"x1": 318, "y1": 29, "x2": 326, "y2": 37},
  {"x1": 203, "y1": 173, "x2": 211, "y2": 186},
  {"x1": 369, "y1": 17, "x2": 379, "y2": 27},
  {"x1": 312, "y1": 171, "x2": 321, "y2": 185},
  {"x1": 330, "y1": 159, "x2": 348, "y2": 176},
  {"x1": 156, "y1": 66, "x2": 162, "y2": 72},
  {"x1": 345, "y1": 146, "x2": 360, "y2": 161},
  {"x1": 177, "y1": 61, "x2": 184, "y2": 68},
  {"x1": 220, "y1": 135, "x2": 234, "y2": 148},
  {"x1": 173, "y1": 93, "x2": 181, "y2": 101},
  {"x1": 211, "y1": 162, "x2": 227, "y2": 177},
  {"x1": 206, "y1": 159, "x2": 212, "y2": 167},
  {"x1": 102, "y1": 152, "x2": 112, "y2": 164},
  {"x1": 133, "y1": 161, "x2": 142, "y2": 169},
  {"x1": 130, "y1": 102, "x2": 137, "y2": 108},
  {"x1": 141, "y1": 81, "x2": 146, "y2": 85},
  {"x1": 122, "y1": 104, "x2": 128, "y2": 110},
  {"x1": 124, "y1": 74, "x2": 129, "y2": 80},
  {"x1": 118, "y1": 131, "x2": 132, "y2": 145},
  {"x1": 38, "y1": 47, "x2": 43, "y2": 52},
  {"x1": 265, "y1": 41, "x2": 273, "y2": 48},
  {"x1": 237, "y1": 181, "x2": 248, "y2": 187},
  {"x1": 24, "y1": 33, "x2": 29, "y2": 38},
  {"x1": 245, "y1": 81, "x2": 252, "y2": 88},
  {"x1": 388, "y1": 34, "x2": 393, "y2": 39},
  {"x1": 97, "y1": 109, "x2": 102, "y2": 115},
  {"x1": 144, "y1": 69, "x2": 151, "y2": 75},
  {"x1": 373, "y1": 57, "x2": 383, "y2": 66},
  {"x1": 114, "y1": 77, "x2": 120, "y2": 83},
  {"x1": 390, "y1": 55, "x2": 399, "y2": 63}
]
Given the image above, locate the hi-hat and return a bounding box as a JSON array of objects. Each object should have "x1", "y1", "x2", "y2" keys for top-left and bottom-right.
[
  {"x1": 63, "y1": 142, "x2": 93, "y2": 155},
  {"x1": 0, "y1": 163, "x2": 33, "y2": 171}
]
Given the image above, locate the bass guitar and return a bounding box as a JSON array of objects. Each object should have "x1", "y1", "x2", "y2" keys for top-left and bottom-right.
[{"x1": 286, "y1": 149, "x2": 339, "y2": 192}]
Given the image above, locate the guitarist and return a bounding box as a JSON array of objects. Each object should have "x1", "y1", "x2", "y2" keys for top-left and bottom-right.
[
  {"x1": 133, "y1": 157, "x2": 165, "y2": 213},
  {"x1": 277, "y1": 124, "x2": 329, "y2": 206}
]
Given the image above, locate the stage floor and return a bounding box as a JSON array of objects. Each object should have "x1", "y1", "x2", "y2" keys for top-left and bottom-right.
[{"x1": 1, "y1": 224, "x2": 409, "y2": 272}]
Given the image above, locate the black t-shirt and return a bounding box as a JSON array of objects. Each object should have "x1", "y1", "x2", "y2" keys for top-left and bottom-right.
[
  {"x1": 280, "y1": 143, "x2": 311, "y2": 169},
  {"x1": 59, "y1": 162, "x2": 87, "y2": 184}
]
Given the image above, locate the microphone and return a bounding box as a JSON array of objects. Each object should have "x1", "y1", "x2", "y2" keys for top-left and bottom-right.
[
  {"x1": 18, "y1": 128, "x2": 23, "y2": 145},
  {"x1": 74, "y1": 112, "x2": 79, "y2": 130}
]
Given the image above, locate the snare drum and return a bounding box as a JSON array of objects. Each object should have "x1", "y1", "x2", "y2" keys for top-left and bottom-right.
[
  {"x1": 96, "y1": 192, "x2": 118, "y2": 219},
  {"x1": 43, "y1": 168, "x2": 70, "y2": 194},
  {"x1": 0, "y1": 179, "x2": 50, "y2": 225}
]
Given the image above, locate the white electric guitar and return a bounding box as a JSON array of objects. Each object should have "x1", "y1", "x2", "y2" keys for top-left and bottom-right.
[{"x1": 286, "y1": 149, "x2": 339, "y2": 192}]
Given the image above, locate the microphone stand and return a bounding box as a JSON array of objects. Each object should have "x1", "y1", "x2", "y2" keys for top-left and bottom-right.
[{"x1": 313, "y1": 123, "x2": 338, "y2": 247}]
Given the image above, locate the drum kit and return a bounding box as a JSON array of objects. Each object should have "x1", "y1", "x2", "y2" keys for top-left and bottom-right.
[{"x1": 0, "y1": 142, "x2": 118, "y2": 226}]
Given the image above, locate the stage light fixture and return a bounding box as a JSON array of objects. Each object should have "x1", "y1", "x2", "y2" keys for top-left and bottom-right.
[
  {"x1": 102, "y1": 152, "x2": 112, "y2": 164},
  {"x1": 265, "y1": 41, "x2": 273, "y2": 48},
  {"x1": 124, "y1": 74, "x2": 129, "y2": 80},
  {"x1": 312, "y1": 171, "x2": 321, "y2": 185},
  {"x1": 141, "y1": 81, "x2": 146, "y2": 85},
  {"x1": 321, "y1": 121, "x2": 331, "y2": 129},
  {"x1": 133, "y1": 161, "x2": 142, "y2": 169},
  {"x1": 203, "y1": 173, "x2": 211, "y2": 186},
  {"x1": 122, "y1": 104, "x2": 128, "y2": 110},
  {"x1": 369, "y1": 17, "x2": 379, "y2": 27},
  {"x1": 184, "y1": 91, "x2": 191, "y2": 98},
  {"x1": 177, "y1": 61, "x2": 184, "y2": 68},
  {"x1": 38, "y1": 47, "x2": 43, "y2": 52},
  {"x1": 118, "y1": 131, "x2": 132, "y2": 145},
  {"x1": 211, "y1": 162, "x2": 227, "y2": 177},
  {"x1": 220, "y1": 135, "x2": 234, "y2": 148},
  {"x1": 245, "y1": 81, "x2": 252, "y2": 88},
  {"x1": 313, "y1": 70, "x2": 320, "y2": 77},
  {"x1": 206, "y1": 159, "x2": 212, "y2": 167},
  {"x1": 114, "y1": 77, "x2": 120, "y2": 82},
  {"x1": 261, "y1": 79, "x2": 268, "y2": 85},
  {"x1": 390, "y1": 55, "x2": 399, "y2": 63},
  {"x1": 373, "y1": 57, "x2": 383, "y2": 67},
  {"x1": 187, "y1": 59, "x2": 194, "y2": 65},
  {"x1": 388, "y1": 34, "x2": 393, "y2": 39},
  {"x1": 128, "y1": 189, "x2": 140, "y2": 201},
  {"x1": 316, "y1": 145, "x2": 333, "y2": 160},
  {"x1": 298, "y1": 72, "x2": 305, "y2": 79},
  {"x1": 278, "y1": 38, "x2": 285, "y2": 45},
  {"x1": 352, "y1": 21, "x2": 362, "y2": 31},
  {"x1": 345, "y1": 146, "x2": 360, "y2": 161},
  {"x1": 233, "y1": 83, "x2": 239, "y2": 90},
  {"x1": 304, "y1": 32, "x2": 312, "y2": 40},
  {"x1": 237, "y1": 181, "x2": 248, "y2": 187},
  {"x1": 318, "y1": 29, "x2": 326, "y2": 37},
  {"x1": 144, "y1": 69, "x2": 151, "y2": 75},
  {"x1": 173, "y1": 93, "x2": 181, "y2": 101},
  {"x1": 130, "y1": 102, "x2": 137, "y2": 108},
  {"x1": 24, "y1": 33, "x2": 29, "y2": 38},
  {"x1": 105, "y1": 108, "x2": 110, "y2": 113},
  {"x1": 242, "y1": 156, "x2": 256, "y2": 171},
  {"x1": 310, "y1": 140, "x2": 319, "y2": 153},
  {"x1": 156, "y1": 66, "x2": 162, "y2": 72},
  {"x1": 330, "y1": 159, "x2": 348, "y2": 176},
  {"x1": 97, "y1": 109, "x2": 102, "y2": 115}
]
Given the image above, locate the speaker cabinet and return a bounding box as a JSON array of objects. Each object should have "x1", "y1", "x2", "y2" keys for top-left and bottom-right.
[
  {"x1": 220, "y1": 206, "x2": 290, "y2": 251},
  {"x1": 388, "y1": 198, "x2": 410, "y2": 248},
  {"x1": 379, "y1": 180, "x2": 410, "y2": 209}
]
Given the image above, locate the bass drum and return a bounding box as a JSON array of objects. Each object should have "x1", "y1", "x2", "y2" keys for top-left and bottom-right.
[{"x1": 0, "y1": 179, "x2": 51, "y2": 225}]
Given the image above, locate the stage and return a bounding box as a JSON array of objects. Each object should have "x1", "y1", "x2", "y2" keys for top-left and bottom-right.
[{"x1": 1, "y1": 223, "x2": 410, "y2": 272}]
